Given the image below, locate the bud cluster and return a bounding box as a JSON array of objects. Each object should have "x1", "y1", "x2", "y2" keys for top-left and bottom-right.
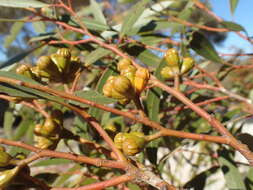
[
  {"x1": 34, "y1": 110, "x2": 63, "y2": 149},
  {"x1": 16, "y1": 48, "x2": 82, "y2": 83},
  {"x1": 0, "y1": 147, "x2": 29, "y2": 188},
  {"x1": 114, "y1": 131, "x2": 146, "y2": 156},
  {"x1": 161, "y1": 48, "x2": 195, "y2": 79},
  {"x1": 103, "y1": 58, "x2": 150, "y2": 105}
]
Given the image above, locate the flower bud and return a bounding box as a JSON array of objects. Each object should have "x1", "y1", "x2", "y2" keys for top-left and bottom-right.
[
  {"x1": 50, "y1": 53, "x2": 70, "y2": 74},
  {"x1": 0, "y1": 146, "x2": 12, "y2": 167},
  {"x1": 56, "y1": 48, "x2": 71, "y2": 59},
  {"x1": 16, "y1": 65, "x2": 35, "y2": 79},
  {"x1": 180, "y1": 57, "x2": 195, "y2": 74},
  {"x1": 112, "y1": 76, "x2": 135, "y2": 99},
  {"x1": 129, "y1": 131, "x2": 145, "y2": 139},
  {"x1": 0, "y1": 166, "x2": 20, "y2": 188},
  {"x1": 34, "y1": 135, "x2": 58, "y2": 149},
  {"x1": 118, "y1": 98, "x2": 131, "y2": 105},
  {"x1": 43, "y1": 117, "x2": 60, "y2": 136},
  {"x1": 133, "y1": 67, "x2": 150, "y2": 94},
  {"x1": 37, "y1": 56, "x2": 62, "y2": 81},
  {"x1": 120, "y1": 65, "x2": 136, "y2": 83},
  {"x1": 164, "y1": 48, "x2": 180, "y2": 67},
  {"x1": 103, "y1": 76, "x2": 129, "y2": 99},
  {"x1": 114, "y1": 132, "x2": 127, "y2": 149},
  {"x1": 117, "y1": 58, "x2": 132, "y2": 71},
  {"x1": 160, "y1": 66, "x2": 175, "y2": 79},
  {"x1": 122, "y1": 136, "x2": 144, "y2": 156}
]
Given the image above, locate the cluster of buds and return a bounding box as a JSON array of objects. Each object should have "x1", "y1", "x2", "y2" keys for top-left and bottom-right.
[
  {"x1": 161, "y1": 48, "x2": 195, "y2": 79},
  {"x1": 114, "y1": 132, "x2": 146, "y2": 156},
  {"x1": 0, "y1": 147, "x2": 28, "y2": 188},
  {"x1": 103, "y1": 58, "x2": 150, "y2": 105},
  {"x1": 16, "y1": 48, "x2": 82, "y2": 83},
  {"x1": 34, "y1": 110, "x2": 63, "y2": 149}
]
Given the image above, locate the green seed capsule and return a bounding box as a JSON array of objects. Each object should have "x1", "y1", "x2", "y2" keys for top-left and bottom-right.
[{"x1": 164, "y1": 48, "x2": 180, "y2": 67}]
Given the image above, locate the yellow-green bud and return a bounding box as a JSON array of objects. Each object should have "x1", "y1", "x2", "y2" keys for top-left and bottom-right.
[
  {"x1": 160, "y1": 66, "x2": 175, "y2": 79},
  {"x1": 164, "y1": 48, "x2": 180, "y2": 67},
  {"x1": 112, "y1": 76, "x2": 135, "y2": 99},
  {"x1": 34, "y1": 135, "x2": 57, "y2": 149},
  {"x1": 37, "y1": 55, "x2": 62, "y2": 80},
  {"x1": 56, "y1": 48, "x2": 71, "y2": 59},
  {"x1": 114, "y1": 132, "x2": 127, "y2": 149},
  {"x1": 50, "y1": 53, "x2": 70, "y2": 73},
  {"x1": 180, "y1": 57, "x2": 195, "y2": 74},
  {"x1": 16, "y1": 65, "x2": 35, "y2": 79},
  {"x1": 0, "y1": 146, "x2": 12, "y2": 167},
  {"x1": 122, "y1": 137, "x2": 142, "y2": 156},
  {"x1": 133, "y1": 67, "x2": 150, "y2": 94},
  {"x1": 120, "y1": 65, "x2": 136, "y2": 83},
  {"x1": 117, "y1": 58, "x2": 132, "y2": 71},
  {"x1": 0, "y1": 166, "x2": 20, "y2": 188}
]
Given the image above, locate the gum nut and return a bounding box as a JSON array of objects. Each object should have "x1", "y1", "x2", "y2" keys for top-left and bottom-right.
[
  {"x1": 0, "y1": 166, "x2": 20, "y2": 188},
  {"x1": 118, "y1": 98, "x2": 131, "y2": 105},
  {"x1": 50, "y1": 53, "x2": 69, "y2": 73},
  {"x1": 112, "y1": 76, "x2": 133, "y2": 96},
  {"x1": 160, "y1": 66, "x2": 175, "y2": 79},
  {"x1": 122, "y1": 138, "x2": 140, "y2": 156},
  {"x1": 56, "y1": 48, "x2": 71, "y2": 58},
  {"x1": 114, "y1": 132, "x2": 126, "y2": 149},
  {"x1": 164, "y1": 48, "x2": 180, "y2": 67},
  {"x1": 181, "y1": 57, "x2": 195, "y2": 74},
  {"x1": 135, "y1": 67, "x2": 150, "y2": 80},
  {"x1": 103, "y1": 82, "x2": 113, "y2": 98},
  {"x1": 16, "y1": 65, "x2": 33, "y2": 78},
  {"x1": 117, "y1": 58, "x2": 132, "y2": 71},
  {"x1": 0, "y1": 151, "x2": 12, "y2": 167}
]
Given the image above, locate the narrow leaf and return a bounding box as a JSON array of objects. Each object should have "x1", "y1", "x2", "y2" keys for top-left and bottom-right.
[
  {"x1": 120, "y1": 0, "x2": 149, "y2": 36},
  {"x1": 145, "y1": 59, "x2": 166, "y2": 122},
  {"x1": 230, "y1": 0, "x2": 239, "y2": 15},
  {"x1": 138, "y1": 49, "x2": 162, "y2": 67},
  {"x1": 82, "y1": 18, "x2": 110, "y2": 31},
  {"x1": 75, "y1": 90, "x2": 117, "y2": 105},
  {"x1": 90, "y1": 0, "x2": 107, "y2": 25},
  {"x1": 0, "y1": 46, "x2": 40, "y2": 69},
  {"x1": 189, "y1": 32, "x2": 221, "y2": 63},
  {"x1": 4, "y1": 22, "x2": 24, "y2": 48},
  {"x1": 0, "y1": 0, "x2": 48, "y2": 8},
  {"x1": 85, "y1": 48, "x2": 111, "y2": 66},
  {"x1": 221, "y1": 21, "x2": 246, "y2": 32}
]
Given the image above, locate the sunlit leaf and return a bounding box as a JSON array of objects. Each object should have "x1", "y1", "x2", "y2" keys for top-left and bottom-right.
[
  {"x1": 230, "y1": 0, "x2": 239, "y2": 15},
  {"x1": 120, "y1": 0, "x2": 149, "y2": 36},
  {"x1": 0, "y1": 0, "x2": 48, "y2": 8}
]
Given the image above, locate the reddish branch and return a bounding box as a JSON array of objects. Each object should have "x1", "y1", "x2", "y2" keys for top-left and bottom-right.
[
  {"x1": 152, "y1": 77, "x2": 253, "y2": 165},
  {"x1": 0, "y1": 76, "x2": 228, "y2": 145}
]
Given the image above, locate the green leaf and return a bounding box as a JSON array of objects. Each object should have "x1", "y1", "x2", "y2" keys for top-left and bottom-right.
[
  {"x1": 0, "y1": 46, "x2": 40, "y2": 69},
  {"x1": 218, "y1": 149, "x2": 246, "y2": 190},
  {"x1": 0, "y1": 0, "x2": 48, "y2": 8},
  {"x1": 75, "y1": 90, "x2": 117, "y2": 105},
  {"x1": 120, "y1": 0, "x2": 149, "y2": 36},
  {"x1": 90, "y1": 0, "x2": 107, "y2": 25},
  {"x1": 0, "y1": 71, "x2": 64, "y2": 103},
  {"x1": 137, "y1": 49, "x2": 162, "y2": 67},
  {"x1": 85, "y1": 48, "x2": 111, "y2": 66},
  {"x1": 189, "y1": 32, "x2": 222, "y2": 63},
  {"x1": 145, "y1": 59, "x2": 165, "y2": 122},
  {"x1": 245, "y1": 168, "x2": 253, "y2": 190},
  {"x1": 32, "y1": 21, "x2": 46, "y2": 34},
  {"x1": 82, "y1": 18, "x2": 110, "y2": 31},
  {"x1": 32, "y1": 158, "x2": 71, "y2": 167},
  {"x1": 3, "y1": 110, "x2": 14, "y2": 139},
  {"x1": 230, "y1": 0, "x2": 239, "y2": 15},
  {"x1": 4, "y1": 22, "x2": 24, "y2": 48},
  {"x1": 220, "y1": 21, "x2": 246, "y2": 32},
  {"x1": 75, "y1": 66, "x2": 117, "y2": 138},
  {"x1": 13, "y1": 117, "x2": 33, "y2": 140}
]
